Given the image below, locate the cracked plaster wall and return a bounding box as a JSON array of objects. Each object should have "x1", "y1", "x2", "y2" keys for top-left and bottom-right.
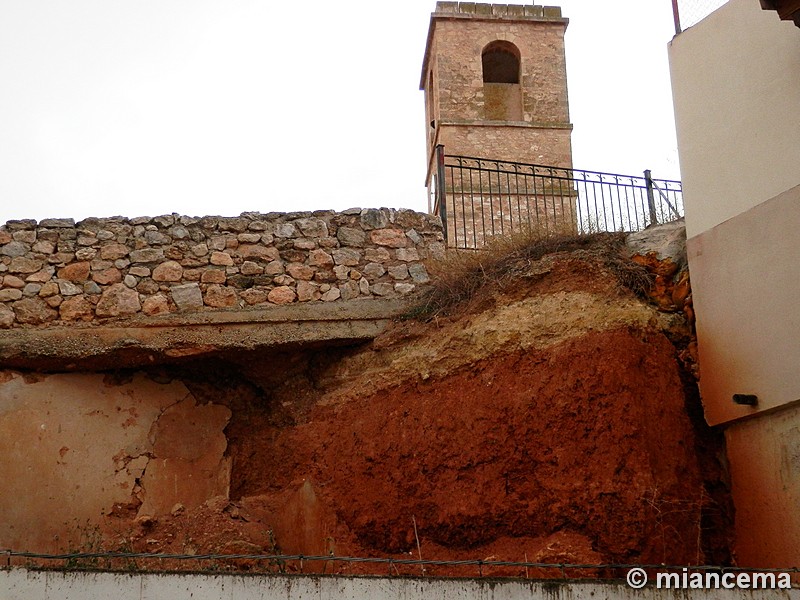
[{"x1": 0, "y1": 371, "x2": 230, "y2": 553}]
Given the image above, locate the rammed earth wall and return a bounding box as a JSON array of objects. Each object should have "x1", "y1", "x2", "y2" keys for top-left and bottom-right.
[{"x1": 0, "y1": 208, "x2": 444, "y2": 328}]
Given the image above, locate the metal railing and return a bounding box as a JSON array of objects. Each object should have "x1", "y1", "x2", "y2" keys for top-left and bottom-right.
[
  {"x1": 5, "y1": 548, "x2": 798, "y2": 580},
  {"x1": 430, "y1": 146, "x2": 683, "y2": 249}
]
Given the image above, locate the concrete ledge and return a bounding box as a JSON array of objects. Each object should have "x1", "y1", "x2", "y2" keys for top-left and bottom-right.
[
  {"x1": 440, "y1": 120, "x2": 574, "y2": 130},
  {"x1": 0, "y1": 297, "x2": 414, "y2": 370},
  {"x1": 433, "y1": 2, "x2": 566, "y2": 22}
]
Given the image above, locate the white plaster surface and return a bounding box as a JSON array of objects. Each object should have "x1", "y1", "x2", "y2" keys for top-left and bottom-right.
[
  {"x1": 668, "y1": 0, "x2": 800, "y2": 238},
  {"x1": 1, "y1": 569, "x2": 798, "y2": 600}
]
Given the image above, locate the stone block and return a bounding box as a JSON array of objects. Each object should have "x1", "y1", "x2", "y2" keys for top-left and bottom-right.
[
  {"x1": 240, "y1": 261, "x2": 264, "y2": 275},
  {"x1": 39, "y1": 218, "x2": 75, "y2": 228},
  {"x1": 314, "y1": 269, "x2": 337, "y2": 283},
  {"x1": 210, "y1": 251, "x2": 234, "y2": 266},
  {"x1": 5, "y1": 219, "x2": 36, "y2": 230},
  {"x1": 268, "y1": 286, "x2": 296, "y2": 305},
  {"x1": 59, "y1": 296, "x2": 94, "y2": 321},
  {"x1": 286, "y1": 263, "x2": 314, "y2": 281},
  {"x1": 74, "y1": 247, "x2": 97, "y2": 261},
  {"x1": 405, "y1": 229, "x2": 423, "y2": 245},
  {"x1": 0, "y1": 289, "x2": 23, "y2": 302},
  {"x1": 274, "y1": 223, "x2": 297, "y2": 238},
  {"x1": 360, "y1": 209, "x2": 389, "y2": 230},
  {"x1": 12, "y1": 297, "x2": 57, "y2": 324},
  {"x1": 89, "y1": 259, "x2": 114, "y2": 271},
  {"x1": 145, "y1": 230, "x2": 171, "y2": 245},
  {"x1": 142, "y1": 294, "x2": 172, "y2": 316},
  {"x1": 23, "y1": 283, "x2": 42, "y2": 296},
  {"x1": 237, "y1": 233, "x2": 261, "y2": 244},
  {"x1": 337, "y1": 226, "x2": 366, "y2": 247},
  {"x1": 44, "y1": 294, "x2": 62, "y2": 307},
  {"x1": 370, "y1": 229, "x2": 407, "y2": 248},
  {"x1": 203, "y1": 284, "x2": 238, "y2": 308},
  {"x1": 0, "y1": 303, "x2": 14, "y2": 328},
  {"x1": 332, "y1": 248, "x2": 361, "y2": 266},
  {"x1": 321, "y1": 287, "x2": 341, "y2": 302},
  {"x1": 365, "y1": 247, "x2": 391, "y2": 262},
  {"x1": 129, "y1": 266, "x2": 150, "y2": 277},
  {"x1": 294, "y1": 218, "x2": 329, "y2": 238},
  {"x1": 264, "y1": 260, "x2": 285, "y2": 276},
  {"x1": 395, "y1": 248, "x2": 420, "y2": 262},
  {"x1": 83, "y1": 281, "x2": 102, "y2": 295},
  {"x1": 240, "y1": 288, "x2": 269, "y2": 305},
  {"x1": 152, "y1": 261, "x2": 184, "y2": 282},
  {"x1": 339, "y1": 280, "x2": 360, "y2": 301},
  {"x1": 358, "y1": 277, "x2": 371, "y2": 295},
  {"x1": 38, "y1": 282, "x2": 59, "y2": 297},
  {"x1": 238, "y1": 245, "x2": 280, "y2": 261},
  {"x1": 395, "y1": 282, "x2": 416, "y2": 295},
  {"x1": 409, "y1": 263, "x2": 431, "y2": 284},
  {"x1": 309, "y1": 249, "x2": 334, "y2": 268},
  {"x1": 91, "y1": 268, "x2": 122, "y2": 285},
  {"x1": 10, "y1": 257, "x2": 43, "y2": 274},
  {"x1": 296, "y1": 280, "x2": 320, "y2": 302},
  {"x1": 333, "y1": 265, "x2": 350, "y2": 280},
  {"x1": 153, "y1": 214, "x2": 176, "y2": 227},
  {"x1": 1, "y1": 241, "x2": 28, "y2": 258},
  {"x1": 543, "y1": 5, "x2": 561, "y2": 18},
  {"x1": 31, "y1": 240, "x2": 55, "y2": 254},
  {"x1": 370, "y1": 282, "x2": 394, "y2": 296},
  {"x1": 171, "y1": 283, "x2": 204, "y2": 312},
  {"x1": 363, "y1": 263, "x2": 386, "y2": 279},
  {"x1": 95, "y1": 283, "x2": 141, "y2": 317},
  {"x1": 129, "y1": 248, "x2": 165, "y2": 263},
  {"x1": 12, "y1": 230, "x2": 36, "y2": 244},
  {"x1": 388, "y1": 265, "x2": 410, "y2": 280},
  {"x1": 2, "y1": 275, "x2": 25, "y2": 288},
  {"x1": 293, "y1": 238, "x2": 317, "y2": 250}
]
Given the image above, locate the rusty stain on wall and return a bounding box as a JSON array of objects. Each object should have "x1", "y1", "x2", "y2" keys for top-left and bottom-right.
[{"x1": 0, "y1": 371, "x2": 230, "y2": 552}]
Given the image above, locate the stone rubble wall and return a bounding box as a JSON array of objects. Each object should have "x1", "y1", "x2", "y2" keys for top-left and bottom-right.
[{"x1": 0, "y1": 209, "x2": 444, "y2": 328}]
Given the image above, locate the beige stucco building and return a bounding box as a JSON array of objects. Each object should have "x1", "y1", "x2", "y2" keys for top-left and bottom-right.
[{"x1": 669, "y1": 0, "x2": 800, "y2": 569}]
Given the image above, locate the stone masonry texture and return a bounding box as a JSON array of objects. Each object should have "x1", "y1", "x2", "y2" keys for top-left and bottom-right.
[
  {"x1": 0, "y1": 209, "x2": 444, "y2": 328},
  {"x1": 421, "y1": 3, "x2": 573, "y2": 169}
]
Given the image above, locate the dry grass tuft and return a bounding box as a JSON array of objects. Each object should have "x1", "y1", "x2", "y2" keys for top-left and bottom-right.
[{"x1": 409, "y1": 228, "x2": 652, "y2": 320}]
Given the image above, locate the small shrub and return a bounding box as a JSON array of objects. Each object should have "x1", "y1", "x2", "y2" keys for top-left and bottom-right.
[{"x1": 410, "y1": 228, "x2": 652, "y2": 319}]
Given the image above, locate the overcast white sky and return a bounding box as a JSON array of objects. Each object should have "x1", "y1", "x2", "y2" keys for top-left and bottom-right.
[{"x1": 1, "y1": 1, "x2": 691, "y2": 223}]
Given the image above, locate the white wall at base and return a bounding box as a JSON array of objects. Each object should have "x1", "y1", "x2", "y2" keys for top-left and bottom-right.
[{"x1": 2, "y1": 568, "x2": 799, "y2": 600}]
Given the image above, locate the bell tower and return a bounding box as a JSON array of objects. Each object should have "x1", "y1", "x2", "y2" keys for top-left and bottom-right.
[{"x1": 421, "y1": 2, "x2": 574, "y2": 245}]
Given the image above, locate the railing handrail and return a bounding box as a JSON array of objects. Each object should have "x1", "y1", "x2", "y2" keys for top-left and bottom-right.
[
  {"x1": 429, "y1": 148, "x2": 684, "y2": 249},
  {"x1": 444, "y1": 154, "x2": 683, "y2": 187}
]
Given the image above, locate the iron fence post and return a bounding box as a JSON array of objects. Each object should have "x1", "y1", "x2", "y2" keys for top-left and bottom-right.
[
  {"x1": 435, "y1": 144, "x2": 448, "y2": 244},
  {"x1": 644, "y1": 169, "x2": 658, "y2": 226},
  {"x1": 672, "y1": 0, "x2": 682, "y2": 34}
]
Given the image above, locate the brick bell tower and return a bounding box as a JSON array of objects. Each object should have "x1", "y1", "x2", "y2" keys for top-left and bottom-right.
[{"x1": 421, "y1": 2, "x2": 574, "y2": 246}]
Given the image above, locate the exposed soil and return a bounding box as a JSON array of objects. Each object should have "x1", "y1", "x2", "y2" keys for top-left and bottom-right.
[{"x1": 95, "y1": 247, "x2": 732, "y2": 577}]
